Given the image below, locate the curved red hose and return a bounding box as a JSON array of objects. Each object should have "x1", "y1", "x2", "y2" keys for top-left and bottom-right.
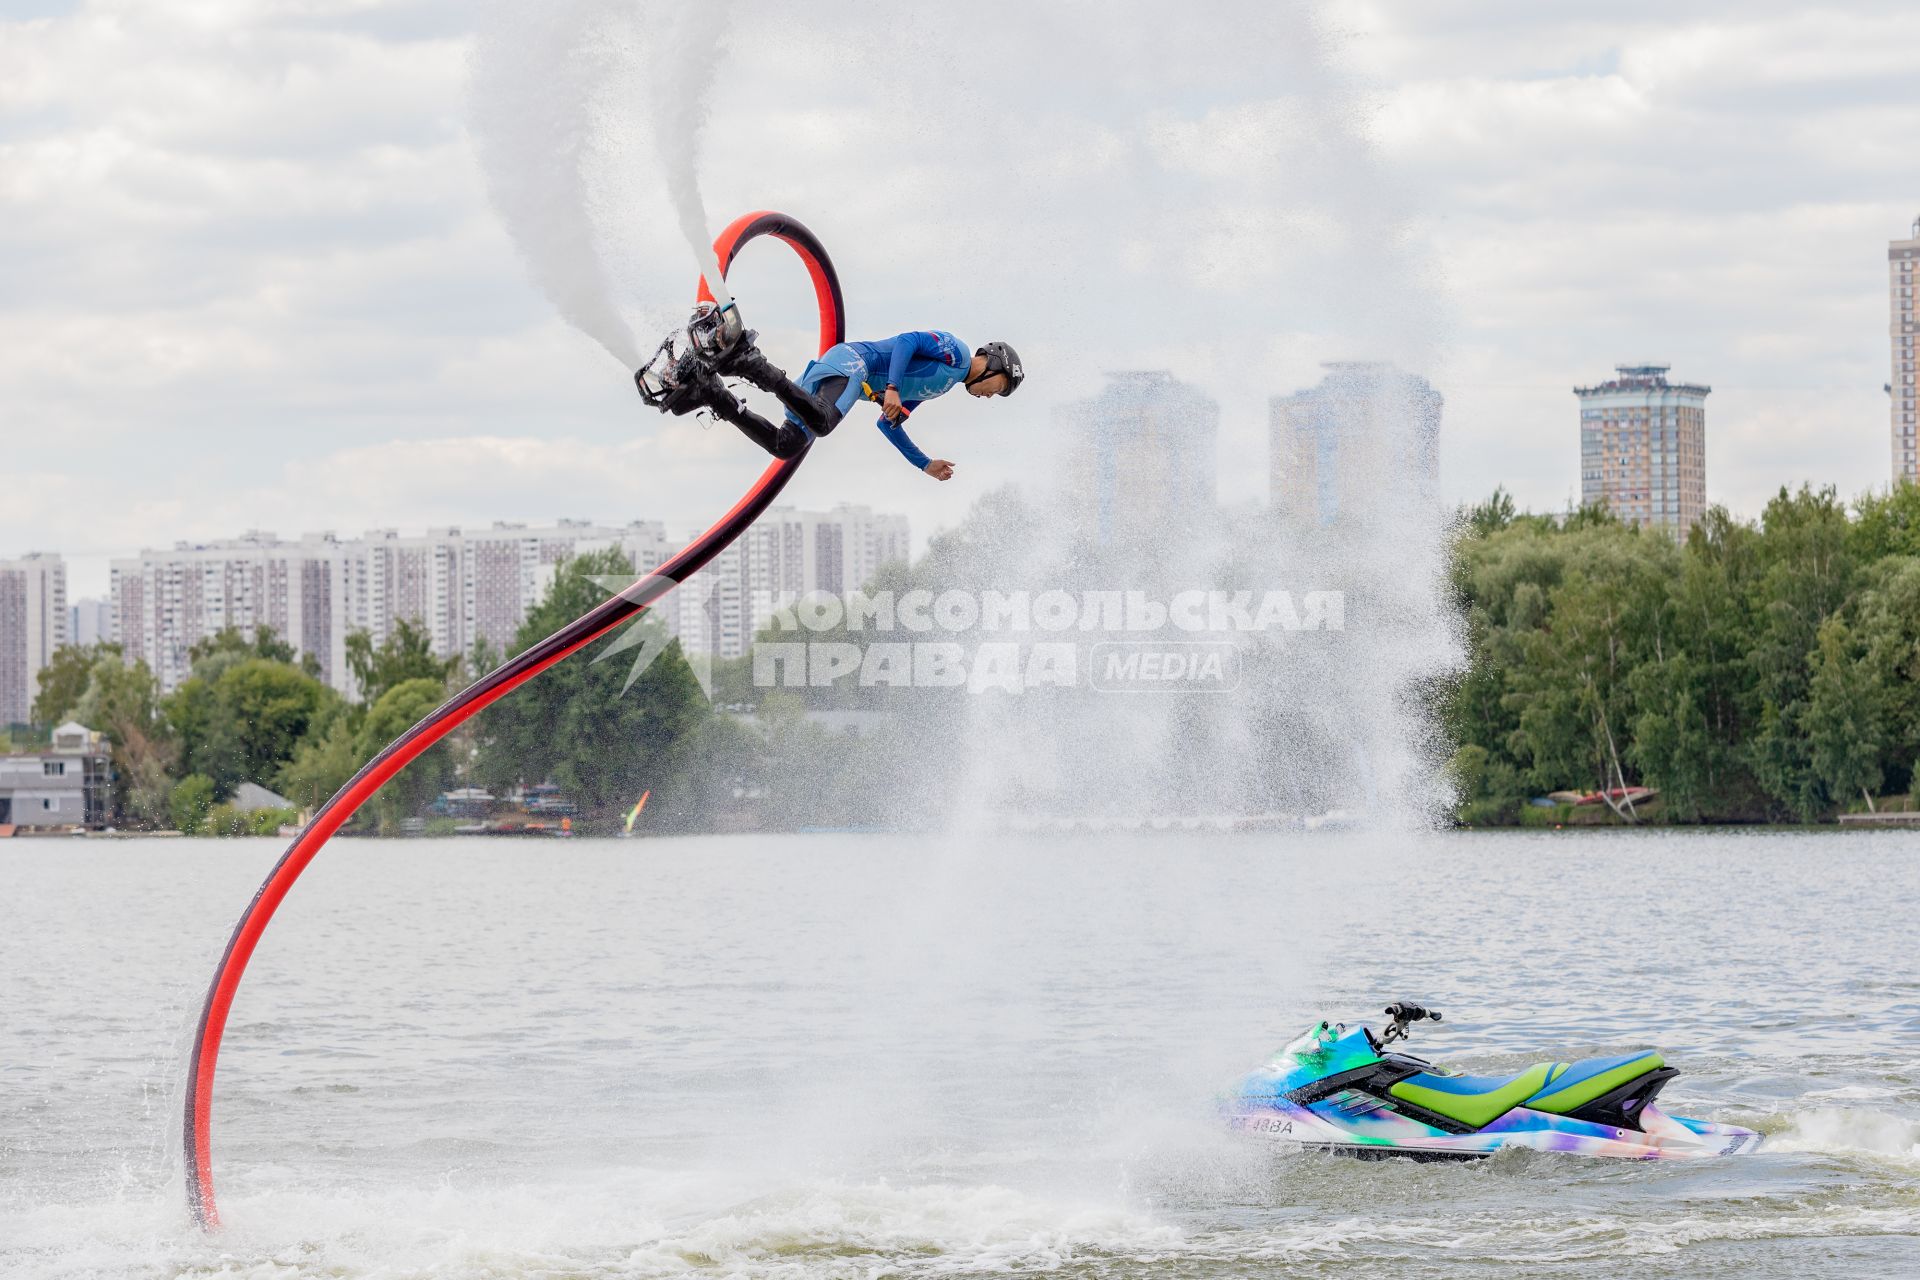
[{"x1": 183, "y1": 211, "x2": 844, "y2": 1228}]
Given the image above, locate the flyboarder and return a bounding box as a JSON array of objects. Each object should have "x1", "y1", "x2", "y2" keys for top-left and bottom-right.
[{"x1": 636, "y1": 303, "x2": 1023, "y2": 481}]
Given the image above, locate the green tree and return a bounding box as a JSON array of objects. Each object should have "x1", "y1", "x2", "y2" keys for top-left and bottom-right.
[
  {"x1": 31, "y1": 642, "x2": 116, "y2": 726},
  {"x1": 190, "y1": 624, "x2": 298, "y2": 668},
  {"x1": 1465, "y1": 486, "x2": 1517, "y2": 538},
  {"x1": 1803, "y1": 618, "x2": 1886, "y2": 812},
  {"x1": 1744, "y1": 485, "x2": 1857, "y2": 819},
  {"x1": 186, "y1": 658, "x2": 332, "y2": 797},
  {"x1": 345, "y1": 617, "x2": 456, "y2": 707},
  {"x1": 354, "y1": 677, "x2": 455, "y2": 831},
  {"x1": 72, "y1": 652, "x2": 174, "y2": 826},
  {"x1": 473, "y1": 548, "x2": 710, "y2": 824},
  {"x1": 1825, "y1": 555, "x2": 1920, "y2": 801},
  {"x1": 170, "y1": 774, "x2": 216, "y2": 835},
  {"x1": 1508, "y1": 524, "x2": 1677, "y2": 808},
  {"x1": 1627, "y1": 653, "x2": 1715, "y2": 821},
  {"x1": 275, "y1": 709, "x2": 364, "y2": 816},
  {"x1": 165, "y1": 675, "x2": 216, "y2": 782},
  {"x1": 1849, "y1": 482, "x2": 1920, "y2": 562},
  {"x1": 465, "y1": 634, "x2": 501, "y2": 681}
]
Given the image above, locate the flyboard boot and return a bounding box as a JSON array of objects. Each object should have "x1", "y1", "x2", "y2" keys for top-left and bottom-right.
[
  {"x1": 692, "y1": 301, "x2": 837, "y2": 436},
  {"x1": 634, "y1": 303, "x2": 812, "y2": 457},
  {"x1": 633, "y1": 338, "x2": 732, "y2": 417}
]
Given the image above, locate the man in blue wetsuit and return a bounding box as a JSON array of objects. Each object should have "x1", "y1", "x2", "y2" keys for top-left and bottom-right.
[{"x1": 651, "y1": 307, "x2": 1023, "y2": 481}]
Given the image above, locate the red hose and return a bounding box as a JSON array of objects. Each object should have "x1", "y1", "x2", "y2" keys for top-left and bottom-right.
[{"x1": 183, "y1": 211, "x2": 844, "y2": 1228}]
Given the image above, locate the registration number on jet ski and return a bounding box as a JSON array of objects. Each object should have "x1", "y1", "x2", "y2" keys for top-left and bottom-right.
[{"x1": 1235, "y1": 1116, "x2": 1294, "y2": 1135}]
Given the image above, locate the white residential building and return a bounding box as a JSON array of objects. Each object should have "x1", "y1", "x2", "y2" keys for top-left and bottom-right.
[
  {"x1": 103, "y1": 506, "x2": 909, "y2": 689},
  {"x1": 670, "y1": 504, "x2": 912, "y2": 660},
  {"x1": 0, "y1": 721, "x2": 111, "y2": 828},
  {"x1": 110, "y1": 531, "x2": 340, "y2": 693},
  {"x1": 70, "y1": 598, "x2": 112, "y2": 648},
  {"x1": 0, "y1": 553, "x2": 68, "y2": 726},
  {"x1": 112, "y1": 520, "x2": 671, "y2": 695}
]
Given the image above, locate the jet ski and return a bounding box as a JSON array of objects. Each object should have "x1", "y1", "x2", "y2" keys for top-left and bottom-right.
[{"x1": 1225, "y1": 1003, "x2": 1761, "y2": 1160}]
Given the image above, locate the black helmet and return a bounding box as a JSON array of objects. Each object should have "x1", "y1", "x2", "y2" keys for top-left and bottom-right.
[{"x1": 970, "y1": 341, "x2": 1024, "y2": 396}]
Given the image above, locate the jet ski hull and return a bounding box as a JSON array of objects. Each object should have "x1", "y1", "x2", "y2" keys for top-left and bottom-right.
[
  {"x1": 1227, "y1": 1098, "x2": 1762, "y2": 1160},
  {"x1": 1225, "y1": 1017, "x2": 1761, "y2": 1161}
]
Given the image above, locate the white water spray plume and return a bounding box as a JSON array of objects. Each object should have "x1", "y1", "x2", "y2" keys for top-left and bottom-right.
[
  {"x1": 469, "y1": 3, "x2": 644, "y2": 367},
  {"x1": 470, "y1": 1, "x2": 739, "y2": 368},
  {"x1": 641, "y1": 0, "x2": 736, "y2": 308}
]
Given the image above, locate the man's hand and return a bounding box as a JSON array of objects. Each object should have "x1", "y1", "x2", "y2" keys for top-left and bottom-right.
[
  {"x1": 881, "y1": 386, "x2": 906, "y2": 422},
  {"x1": 924, "y1": 459, "x2": 955, "y2": 481}
]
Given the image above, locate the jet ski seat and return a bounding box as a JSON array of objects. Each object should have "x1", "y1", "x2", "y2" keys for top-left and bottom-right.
[
  {"x1": 1527, "y1": 1052, "x2": 1665, "y2": 1115},
  {"x1": 1390, "y1": 1063, "x2": 1556, "y2": 1128},
  {"x1": 1389, "y1": 1052, "x2": 1665, "y2": 1129}
]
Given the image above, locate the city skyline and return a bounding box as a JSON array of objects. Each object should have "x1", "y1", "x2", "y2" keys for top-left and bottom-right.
[{"x1": 0, "y1": 503, "x2": 909, "y2": 716}]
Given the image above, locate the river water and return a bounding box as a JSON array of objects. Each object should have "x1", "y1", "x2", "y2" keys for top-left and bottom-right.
[{"x1": 3, "y1": 829, "x2": 1917, "y2": 1277}]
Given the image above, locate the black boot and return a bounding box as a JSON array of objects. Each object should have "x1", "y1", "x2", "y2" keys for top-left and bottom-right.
[
  {"x1": 716, "y1": 401, "x2": 809, "y2": 459},
  {"x1": 716, "y1": 331, "x2": 836, "y2": 434},
  {"x1": 713, "y1": 329, "x2": 784, "y2": 387},
  {"x1": 642, "y1": 350, "x2": 732, "y2": 418},
  {"x1": 647, "y1": 359, "x2": 803, "y2": 457}
]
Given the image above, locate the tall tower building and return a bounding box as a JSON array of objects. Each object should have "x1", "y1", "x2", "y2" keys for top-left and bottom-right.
[
  {"x1": 1058, "y1": 371, "x2": 1219, "y2": 544},
  {"x1": 1890, "y1": 215, "x2": 1918, "y2": 484},
  {"x1": 0, "y1": 553, "x2": 69, "y2": 726},
  {"x1": 1270, "y1": 363, "x2": 1442, "y2": 525},
  {"x1": 1574, "y1": 364, "x2": 1709, "y2": 534}
]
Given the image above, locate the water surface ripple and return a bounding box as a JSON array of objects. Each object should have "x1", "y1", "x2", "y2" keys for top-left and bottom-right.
[{"x1": 3, "y1": 830, "x2": 1916, "y2": 1277}]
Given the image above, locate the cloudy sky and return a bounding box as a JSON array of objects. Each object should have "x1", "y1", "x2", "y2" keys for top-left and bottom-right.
[{"x1": 3, "y1": 0, "x2": 1916, "y2": 597}]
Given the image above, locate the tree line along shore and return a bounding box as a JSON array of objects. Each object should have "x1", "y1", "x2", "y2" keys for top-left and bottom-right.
[
  {"x1": 10, "y1": 481, "x2": 1919, "y2": 834},
  {"x1": 1449, "y1": 483, "x2": 1920, "y2": 826}
]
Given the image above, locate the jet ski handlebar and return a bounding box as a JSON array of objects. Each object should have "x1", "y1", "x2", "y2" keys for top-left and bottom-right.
[{"x1": 1379, "y1": 1001, "x2": 1442, "y2": 1046}]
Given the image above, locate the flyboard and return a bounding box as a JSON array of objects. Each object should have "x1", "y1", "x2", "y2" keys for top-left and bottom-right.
[{"x1": 182, "y1": 211, "x2": 844, "y2": 1229}]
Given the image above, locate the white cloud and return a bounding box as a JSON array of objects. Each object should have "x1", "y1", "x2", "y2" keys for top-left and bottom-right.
[{"x1": 4, "y1": 0, "x2": 1918, "y2": 601}]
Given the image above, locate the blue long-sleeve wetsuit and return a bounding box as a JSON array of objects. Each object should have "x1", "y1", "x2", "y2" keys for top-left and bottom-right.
[{"x1": 785, "y1": 330, "x2": 970, "y2": 471}]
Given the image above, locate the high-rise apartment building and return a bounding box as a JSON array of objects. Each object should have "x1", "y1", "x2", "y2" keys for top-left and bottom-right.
[
  {"x1": 1058, "y1": 371, "x2": 1219, "y2": 544},
  {"x1": 1270, "y1": 363, "x2": 1442, "y2": 525},
  {"x1": 110, "y1": 520, "x2": 672, "y2": 695},
  {"x1": 111, "y1": 531, "x2": 347, "y2": 694},
  {"x1": 70, "y1": 598, "x2": 112, "y2": 648},
  {"x1": 1890, "y1": 215, "x2": 1918, "y2": 484},
  {"x1": 103, "y1": 508, "x2": 907, "y2": 689},
  {"x1": 1575, "y1": 364, "x2": 1709, "y2": 534},
  {"x1": 670, "y1": 504, "x2": 911, "y2": 660},
  {"x1": 0, "y1": 553, "x2": 68, "y2": 726}
]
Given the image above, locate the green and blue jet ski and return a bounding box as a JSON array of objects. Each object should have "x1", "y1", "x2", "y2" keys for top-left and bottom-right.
[{"x1": 1225, "y1": 1003, "x2": 1761, "y2": 1160}]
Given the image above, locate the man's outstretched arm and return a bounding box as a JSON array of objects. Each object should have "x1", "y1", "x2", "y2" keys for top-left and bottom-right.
[
  {"x1": 875, "y1": 406, "x2": 952, "y2": 479},
  {"x1": 876, "y1": 407, "x2": 930, "y2": 470}
]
